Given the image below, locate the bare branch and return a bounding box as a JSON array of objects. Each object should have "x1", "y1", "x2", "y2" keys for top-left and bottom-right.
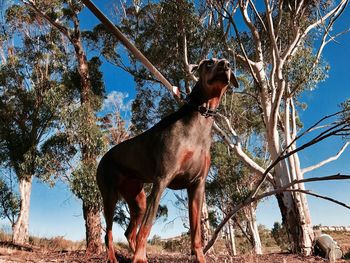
[
  {"x1": 304, "y1": 0, "x2": 349, "y2": 36},
  {"x1": 213, "y1": 120, "x2": 273, "y2": 182},
  {"x1": 254, "y1": 175, "x2": 350, "y2": 210},
  {"x1": 248, "y1": 0, "x2": 267, "y2": 32},
  {"x1": 81, "y1": 0, "x2": 181, "y2": 100},
  {"x1": 221, "y1": 6, "x2": 261, "y2": 90},
  {"x1": 301, "y1": 142, "x2": 350, "y2": 174},
  {"x1": 238, "y1": 0, "x2": 264, "y2": 62},
  {"x1": 178, "y1": 8, "x2": 197, "y2": 92},
  {"x1": 204, "y1": 174, "x2": 350, "y2": 253},
  {"x1": 263, "y1": 0, "x2": 279, "y2": 57}
]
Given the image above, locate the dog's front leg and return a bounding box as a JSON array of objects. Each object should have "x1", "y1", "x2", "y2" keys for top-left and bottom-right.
[
  {"x1": 132, "y1": 180, "x2": 166, "y2": 263},
  {"x1": 188, "y1": 179, "x2": 206, "y2": 263}
]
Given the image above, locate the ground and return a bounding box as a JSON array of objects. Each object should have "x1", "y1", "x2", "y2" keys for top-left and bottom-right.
[
  {"x1": 0, "y1": 246, "x2": 346, "y2": 263},
  {"x1": 0, "y1": 230, "x2": 349, "y2": 262}
]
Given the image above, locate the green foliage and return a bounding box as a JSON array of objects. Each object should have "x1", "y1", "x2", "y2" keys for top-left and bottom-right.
[
  {"x1": 0, "y1": 10, "x2": 72, "y2": 181},
  {"x1": 0, "y1": 177, "x2": 19, "y2": 225},
  {"x1": 207, "y1": 141, "x2": 252, "y2": 208},
  {"x1": 59, "y1": 89, "x2": 106, "y2": 207},
  {"x1": 1, "y1": 0, "x2": 108, "y2": 217},
  {"x1": 149, "y1": 234, "x2": 162, "y2": 245},
  {"x1": 70, "y1": 161, "x2": 101, "y2": 208},
  {"x1": 285, "y1": 47, "x2": 328, "y2": 95},
  {"x1": 258, "y1": 224, "x2": 277, "y2": 248},
  {"x1": 62, "y1": 56, "x2": 105, "y2": 111}
]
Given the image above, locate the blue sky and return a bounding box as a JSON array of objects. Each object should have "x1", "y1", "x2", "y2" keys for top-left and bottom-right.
[{"x1": 2, "y1": 2, "x2": 350, "y2": 242}]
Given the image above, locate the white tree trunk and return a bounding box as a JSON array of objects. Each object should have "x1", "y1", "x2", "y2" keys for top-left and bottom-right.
[
  {"x1": 247, "y1": 204, "x2": 262, "y2": 255},
  {"x1": 283, "y1": 98, "x2": 314, "y2": 255},
  {"x1": 228, "y1": 219, "x2": 237, "y2": 256},
  {"x1": 12, "y1": 176, "x2": 32, "y2": 244},
  {"x1": 266, "y1": 120, "x2": 314, "y2": 254}
]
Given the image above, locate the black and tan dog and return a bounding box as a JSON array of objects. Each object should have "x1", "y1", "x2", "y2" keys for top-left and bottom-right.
[{"x1": 97, "y1": 58, "x2": 238, "y2": 263}]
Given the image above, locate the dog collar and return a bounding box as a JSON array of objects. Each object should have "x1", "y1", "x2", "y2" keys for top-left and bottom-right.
[
  {"x1": 197, "y1": 105, "x2": 218, "y2": 118},
  {"x1": 185, "y1": 98, "x2": 218, "y2": 118}
]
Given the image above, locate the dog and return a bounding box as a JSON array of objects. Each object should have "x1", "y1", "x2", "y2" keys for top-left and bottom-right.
[{"x1": 97, "y1": 58, "x2": 238, "y2": 263}]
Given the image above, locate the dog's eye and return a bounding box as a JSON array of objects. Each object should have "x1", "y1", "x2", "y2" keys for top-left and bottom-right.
[{"x1": 207, "y1": 60, "x2": 214, "y2": 67}]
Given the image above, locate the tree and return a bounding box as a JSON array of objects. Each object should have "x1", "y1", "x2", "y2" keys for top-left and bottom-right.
[
  {"x1": 20, "y1": 0, "x2": 107, "y2": 253},
  {"x1": 205, "y1": 0, "x2": 349, "y2": 254},
  {"x1": 207, "y1": 139, "x2": 265, "y2": 254},
  {"x1": 85, "y1": 0, "x2": 350, "y2": 256},
  {"x1": 0, "y1": 3, "x2": 71, "y2": 244}
]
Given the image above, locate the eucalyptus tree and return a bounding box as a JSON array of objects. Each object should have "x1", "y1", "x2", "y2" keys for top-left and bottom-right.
[
  {"x1": 204, "y1": 0, "x2": 349, "y2": 254},
  {"x1": 0, "y1": 4, "x2": 71, "y2": 244},
  {"x1": 18, "y1": 0, "x2": 107, "y2": 253}
]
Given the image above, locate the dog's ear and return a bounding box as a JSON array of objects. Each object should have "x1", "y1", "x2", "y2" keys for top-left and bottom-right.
[
  {"x1": 189, "y1": 64, "x2": 199, "y2": 73},
  {"x1": 230, "y1": 72, "x2": 239, "y2": 88}
]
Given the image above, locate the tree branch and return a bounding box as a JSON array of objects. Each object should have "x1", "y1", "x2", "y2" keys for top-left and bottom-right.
[
  {"x1": 81, "y1": 0, "x2": 181, "y2": 100},
  {"x1": 301, "y1": 142, "x2": 350, "y2": 174},
  {"x1": 304, "y1": 0, "x2": 349, "y2": 37},
  {"x1": 213, "y1": 120, "x2": 273, "y2": 182},
  {"x1": 204, "y1": 174, "x2": 350, "y2": 253},
  {"x1": 23, "y1": 0, "x2": 71, "y2": 40},
  {"x1": 239, "y1": 0, "x2": 264, "y2": 62}
]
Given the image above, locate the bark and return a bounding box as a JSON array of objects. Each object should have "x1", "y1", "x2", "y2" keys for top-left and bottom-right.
[
  {"x1": 271, "y1": 152, "x2": 314, "y2": 254},
  {"x1": 12, "y1": 176, "x2": 33, "y2": 244},
  {"x1": 264, "y1": 94, "x2": 314, "y2": 255},
  {"x1": 83, "y1": 202, "x2": 103, "y2": 254},
  {"x1": 275, "y1": 190, "x2": 314, "y2": 255}
]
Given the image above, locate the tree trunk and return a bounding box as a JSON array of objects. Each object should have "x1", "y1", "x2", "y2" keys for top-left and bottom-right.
[
  {"x1": 83, "y1": 202, "x2": 103, "y2": 254},
  {"x1": 201, "y1": 195, "x2": 211, "y2": 248},
  {"x1": 267, "y1": 125, "x2": 314, "y2": 255},
  {"x1": 275, "y1": 190, "x2": 314, "y2": 255},
  {"x1": 247, "y1": 204, "x2": 262, "y2": 255},
  {"x1": 12, "y1": 176, "x2": 32, "y2": 244},
  {"x1": 228, "y1": 219, "x2": 237, "y2": 256}
]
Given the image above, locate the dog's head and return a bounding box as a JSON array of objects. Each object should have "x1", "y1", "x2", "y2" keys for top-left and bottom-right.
[{"x1": 190, "y1": 58, "x2": 238, "y2": 110}]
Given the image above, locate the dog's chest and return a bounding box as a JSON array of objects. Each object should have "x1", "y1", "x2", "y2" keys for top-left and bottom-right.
[{"x1": 166, "y1": 145, "x2": 210, "y2": 190}]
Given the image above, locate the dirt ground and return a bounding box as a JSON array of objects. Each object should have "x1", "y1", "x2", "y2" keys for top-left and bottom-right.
[{"x1": 0, "y1": 247, "x2": 346, "y2": 263}]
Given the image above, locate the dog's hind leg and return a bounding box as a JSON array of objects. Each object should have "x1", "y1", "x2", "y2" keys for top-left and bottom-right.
[
  {"x1": 96, "y1": 159, "x2": 119, "y2": 263},
  {"x1": 119, "y1": 180, "x2": 146, "y2": 253},
  {"x1": 102, "y1": 190, "x2": 119, "y2": 263}
]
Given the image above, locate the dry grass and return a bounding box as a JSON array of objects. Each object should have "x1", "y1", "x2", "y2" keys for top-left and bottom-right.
[
  {"x1": 0, "y1": 228, "x2": 348, "y2": 262},
  {"x1": 29, "y1": 235, "x2": 85, "y2": 252}
]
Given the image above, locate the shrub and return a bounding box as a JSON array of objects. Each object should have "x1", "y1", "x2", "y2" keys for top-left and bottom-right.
[{"x1": 271, "y1": 222, "x2": 291, "y2": 251}]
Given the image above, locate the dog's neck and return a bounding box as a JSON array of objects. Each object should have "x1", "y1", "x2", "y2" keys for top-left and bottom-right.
[{"x1": 187, "y1": 80, "x2": 226, "y2": 118}]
